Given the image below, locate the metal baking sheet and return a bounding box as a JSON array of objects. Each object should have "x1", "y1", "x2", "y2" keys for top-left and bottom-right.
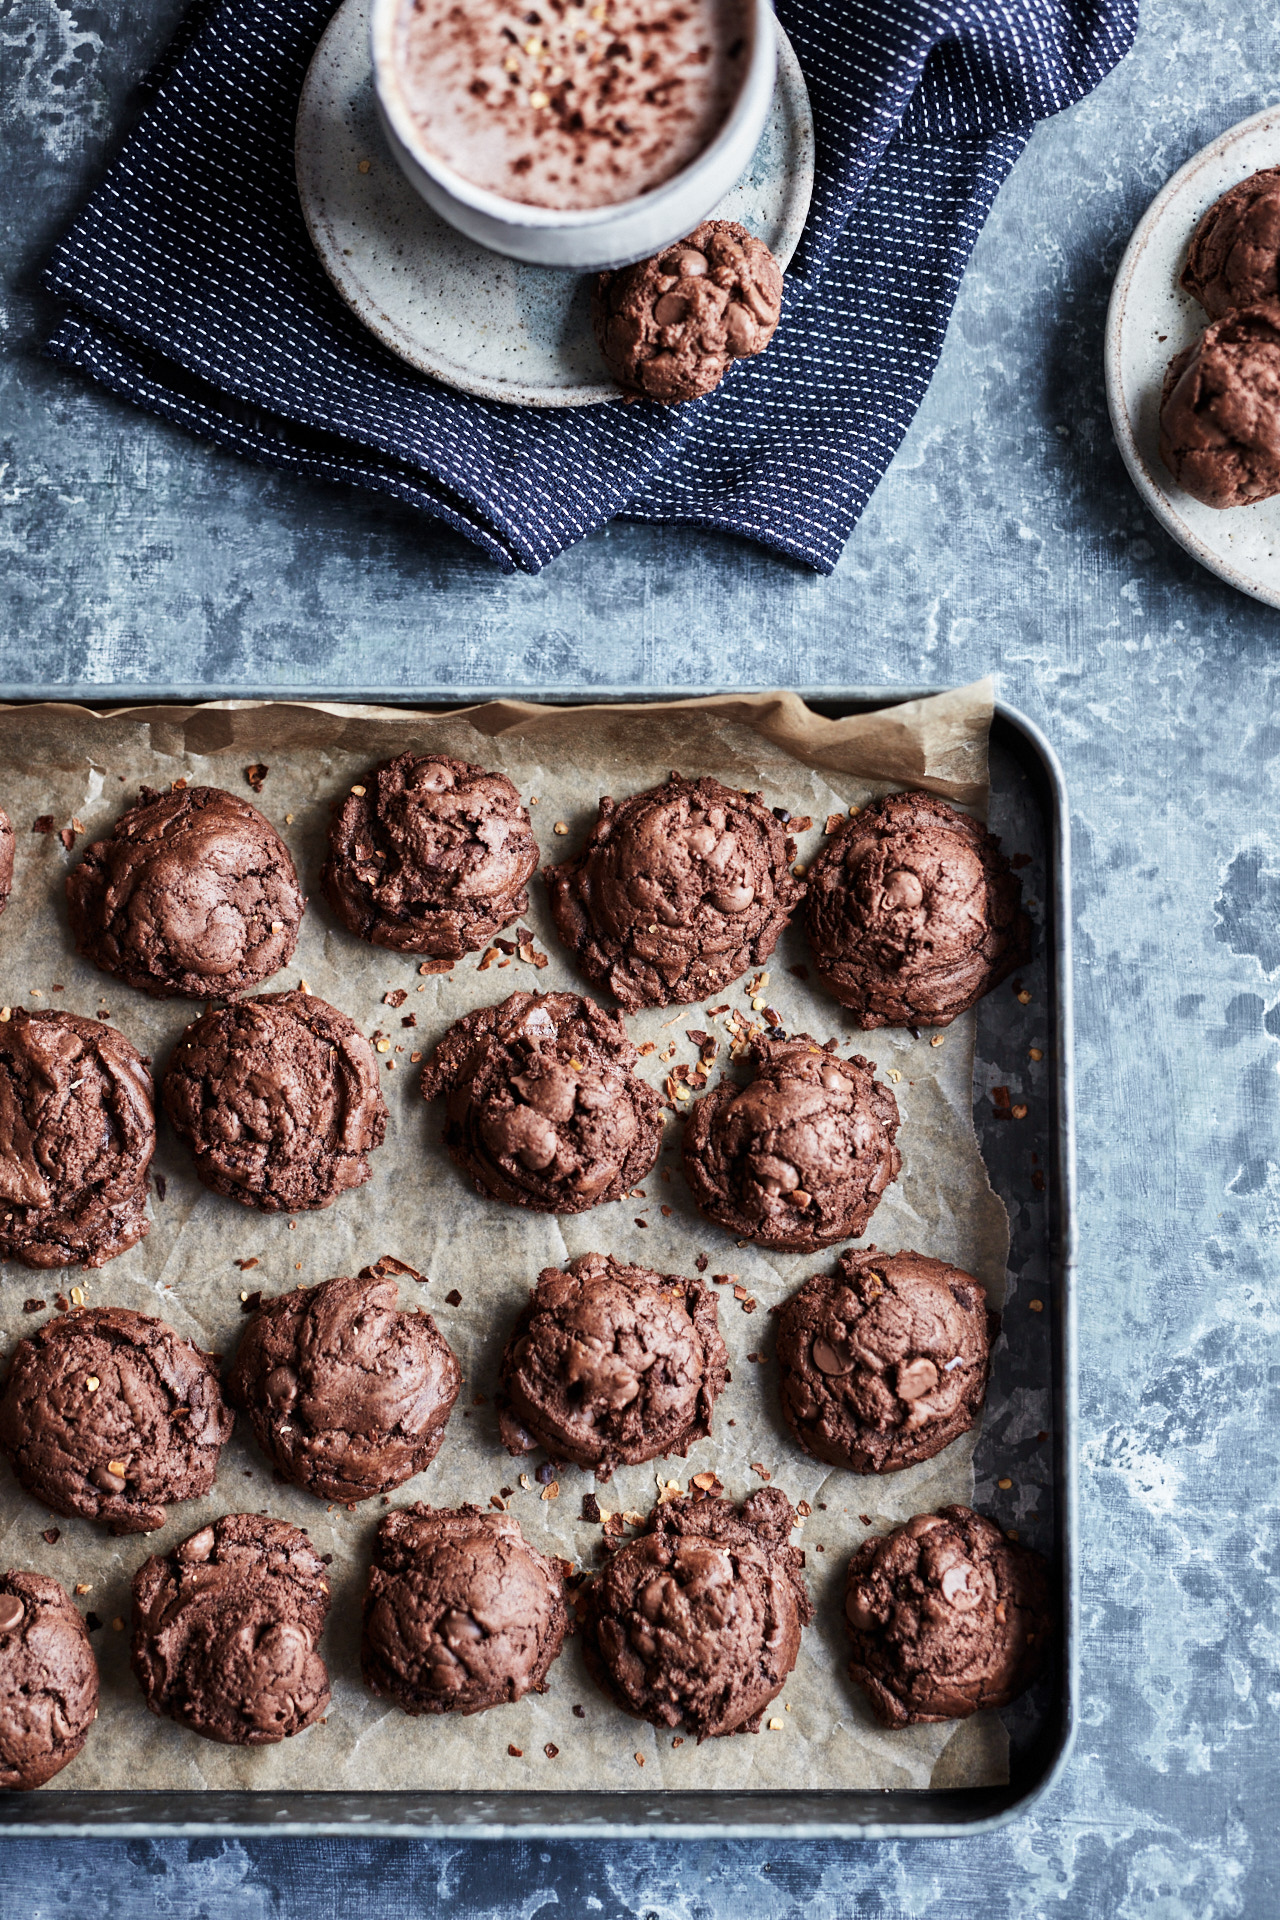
[{"x1": 0, "y1": 689, "x2": 1073, "y2": 1839}]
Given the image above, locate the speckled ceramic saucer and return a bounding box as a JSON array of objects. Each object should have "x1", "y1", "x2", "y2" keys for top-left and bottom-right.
[
  {"x1": 1106, "y1": 106, "x2": 1280, "y2": 609},
  {"x1": 295, "y1": 0, "x2": 814, "y2": 408}
]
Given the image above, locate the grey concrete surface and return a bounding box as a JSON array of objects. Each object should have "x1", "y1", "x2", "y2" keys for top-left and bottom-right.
[{"x1": 2, "y1": 0, "x2": 1279, "y2": 1913}]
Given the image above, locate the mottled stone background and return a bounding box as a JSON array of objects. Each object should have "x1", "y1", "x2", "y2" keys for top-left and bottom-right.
[{"x1": 2, "y1": 0, "x2": 1279, "y2": 1913}]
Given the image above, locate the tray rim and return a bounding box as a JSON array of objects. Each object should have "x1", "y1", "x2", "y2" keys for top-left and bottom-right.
[{"x1": 0, "y1": 685, "x2": 1075, "y2": 1842}]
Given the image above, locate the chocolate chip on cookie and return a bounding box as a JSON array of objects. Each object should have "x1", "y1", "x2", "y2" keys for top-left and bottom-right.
[
  {"x1": 0, "y1": 1010, "x2": 154, "y2": 1269},
  {"x1": 844, "y1": 1507, "x2": 1052, "y2": 1727},
  {"x1": 593, "y1": 220, "x2": 783, "y2": 403},
  {"x1": 775, "y1": 1248, "x2": 993, "y2": 1473},
  {"x1": 361, "y1": 1504, "x2": 568, "y2": 1716},
  {"x1": 66, "y1": 784, "x2": 304, "y2": 998},
  {"x1": 497, "y1": 1251, "x2": 727, "y2": 1480},
  {"x1": 545, "y1": 772, "x2": 801, "y2": 1012},
  {"x1": 419, "y1": 990, "x2": 662, "y2": 1211},
  {"x1": 0, "y1": 1306, "x2": 232, "y2": 1534},
  {"x1": 162, "y1": 989, "x2": 387, "y2": 1212},
  {"x1": 322, "y1": 752, "x2": 539, "y2": 959},
  {"x1": 0, "y1": 1572, "x2": 99, "y2": 1789},
  {"x1": 228, "y1": 1266, "x2": 461, "y2": 1503},
  {"x1": 804, "y1": 790, "x2": 1030, "y2": 1028},
  {"x1": 580, "y1": 1488, "x2": 811, "y2": 1740},
  {"x1": 682, "y1": 1033, "x2": 901, "y2": 1251},
  {"x1": 131, "y1": 1513, "x2": 331, "y2": 1745}
]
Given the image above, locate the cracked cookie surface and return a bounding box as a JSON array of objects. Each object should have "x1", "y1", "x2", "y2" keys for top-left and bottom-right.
[
  {"x1": 420, "y1": 990, "x2": 661, "y2": 1212},
  {"x1": 0, "y1": 1305, "x2": 231, "y2": 1533},
  {"x1": 67, "y1": 784, "x2": 303, "y2": 998},
  {"x1": 776, "y1": 1248, "x2": 992, "y2": 1473},
  {"x1": 228, "y1": 1264, "x2": 460, "y2": 1503},
  {"x1": 323, "y1": 752, "x2": 538, "y2": 959},
  {"x1": 682, "y1": 1033, "x2": 901, "y2": 1251},
  {"x1": 0, "y1": 1009, "x2": 154, "y2": 1269},
  {"x1": 497, "y1": 1251, "x2": 727, "y2": 1480},
  {"x1": 162, "y1": 989, "x2": 387, "y2": 1212},
  {"x1": 361, "y1": 1503, "x2": 567, "y2": 1716},
  {"x1": 546, "y1": 772, "x2": 801, "y2": 1012},
  {"x1": 844, "y1": 1506, "x2": 1052, "y2": 1726},
  {"x1": 132, "y1": 1513, "x2": 332, "y2": 1746}
]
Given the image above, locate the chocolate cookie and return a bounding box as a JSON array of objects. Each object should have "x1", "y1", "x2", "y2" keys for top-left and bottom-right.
[
  {"x1": 1182, "y1": 167, "x2": 1280, "y2": 318},
  {"x1": 0, "y1": 1307, "x2": 232, "y2": 1534},
  {"x1": 361, "y1": 1504, "x2": 567, "y2": 1716},
  {"x1": 497, "y1": 1252, "x2": 727, "y2": 1480},
  {"x1": 0, "y1": 1572, "x2": 99, "y2": 1789},
  {"x1": 844, "y1": 1507, "x2": 1052, "y2": 1727},
  {"x1": 0, "y1": 1009, "x2": 154, "y2": 1270},
  {"x1": 227, "y1": 1263, "x2": 461, "y2": 1503},
  {"x1": 682, "y1": 1034, "x2": 901, "y2": 1252},
  {"x1": 1159, "y1": 303, "x2": 1280, "y2": 508},
  {"x1": 0, "y1": 809, "x2": 14, "y2": 916},
  {"x1": 593, "y1": 221, "x2": 783, "y2": 403},
  {"x1": 66, "y1": 784, "x2": 303, "y2": 999},
  {"x1": 322, "y1": 752, "x2": 539, "y2": 959},
  {"x1": 131, "y1": 1513, "x2": 331, "y2": 1745},
  {"x1": 420, "y1": 990, "x2": 662, "y2": 1211},
  {"x1": 545, "y1": 773, "x2": 802, "y2": 1012},
  {"x1": 804, "y1": 790, "x2": 1030, "y2": 1028},
  {"x1": 580, "y1": 1488, "x2": 810, "y2": 1740},
  {"x1": 775, "y1": 1248, "x2": 992, "y2": 1473},
  {"x1": 162, "y1": 989, "x2": 387, "y2": 1211}
]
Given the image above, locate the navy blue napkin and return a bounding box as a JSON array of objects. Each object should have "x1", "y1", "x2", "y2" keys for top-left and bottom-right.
[{"x1": 45, "y1": 0, "x2": 1136, "y2": 574}]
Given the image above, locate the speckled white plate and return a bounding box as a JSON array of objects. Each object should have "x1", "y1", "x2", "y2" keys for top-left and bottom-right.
[
  {"x1": 1105, "y1": 105, "x2": 1280, "y2": 609},
  {"x1": 295, "y1": 0, "x2": 814, "y2": 407}
]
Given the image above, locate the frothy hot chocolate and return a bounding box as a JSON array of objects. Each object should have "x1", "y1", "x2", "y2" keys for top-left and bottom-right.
[{"x1": 394, "y1": 0, "x2": 752, "y2": 211}]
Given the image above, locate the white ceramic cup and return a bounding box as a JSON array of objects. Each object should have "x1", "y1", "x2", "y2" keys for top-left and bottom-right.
[{"x1": 370, "y1": 0, "x2": 777, "y2": 271}]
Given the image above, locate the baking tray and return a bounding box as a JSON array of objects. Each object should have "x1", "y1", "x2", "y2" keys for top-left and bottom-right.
[{"x1": 0, "y1": 688, "x2": 1073, "y2": 1840}]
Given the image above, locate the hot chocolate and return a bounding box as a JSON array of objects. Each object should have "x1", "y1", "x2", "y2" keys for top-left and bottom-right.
[{"x1": 393, "y1": 0, "x2": 751, "y2": 211}]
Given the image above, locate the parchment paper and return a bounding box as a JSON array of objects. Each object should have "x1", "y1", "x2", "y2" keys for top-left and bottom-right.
[{"x1": 0, "y1": 682, "x2": 1012, "y2": 1796}]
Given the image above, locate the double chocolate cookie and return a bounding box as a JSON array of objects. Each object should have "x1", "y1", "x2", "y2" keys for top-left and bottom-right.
[
  {"x1": 497, "y1": 1252, "x2": 727, "y2": 1480},
  {"x1": 682, "y1": 1034, "x2": 902, "y2": 1252},
  {"x1": 1159, "y1": 302, "x2": 1280, "y2": 509},
  {"x1": 580, "y1": 1488, "x2": 811, "y2": 1741},
  {"x1": 545, "y1": 773, "x2": 802, "y2": 1012},
  {"x1": 0, "y1": 808, "x2": 13, "y2": 915},
  {"x1": 162, "y1": 989, "x2": 387, "y2": 1212},
  {"x1": 228, "y1": 1264, "x2": 461, "y2": 1503},
  {"x1": 0, "y1": 1307, "x2": 232, "y2": 1534},
  {"x1": 1182, "y1": 167, "x2": 1280, "y2": 318},
  {"x1": 322, "y1": 752, "x2": 539, "y2": 959},
  {"x1": 844, "y1": 1507, "x2": 1052, "y2": 1727},
  {"x1": 594, "y1": 220, "x2": 783, "y2": 403},
  {"x1": 361, "y1": 1504, "x2": 568, "y2": 1716},
  {"x1": 0, "y1": 1009, "x2": 154, "y2": 1269},
  {"x1": 132, "y1": 1514, "x2": 331, "y2": 1746},
  {"x1": 0, "y1": 1572, "x2": 99, "y2": 1789},
  {"x1": 420, "y1": 991, "x2": 662, "y2": 1211},
  {"x1": 775, "y1": 1248, "x2": 992, "y2": 1474},
  {"x1": 804, "y1": 791, "x2": 1030, "y2": 1028},
  {"x1": 66, "y1": 784, "x2": 304, "y2": 999}
]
